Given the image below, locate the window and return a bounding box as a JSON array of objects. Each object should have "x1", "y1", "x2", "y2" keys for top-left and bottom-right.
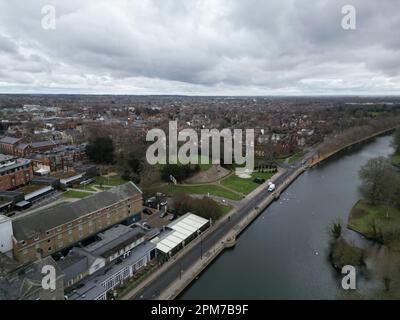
[
  {"x1": 68, "y1": 230, "x2": 72, "y2": 235},
  {"x1": 48, "y1": 247, "x2": 52, "y2": 251},
  {"x1": 22, "y1": 249, "x2": 28, "y2": 255}
]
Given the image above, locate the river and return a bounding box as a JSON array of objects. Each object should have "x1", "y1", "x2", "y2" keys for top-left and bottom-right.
[{"x1": 180, "y1": 134, "x2": 395, "y2": 299}]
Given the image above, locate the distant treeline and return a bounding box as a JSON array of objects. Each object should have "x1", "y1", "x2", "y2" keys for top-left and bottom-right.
[{"x1": 317, "y1": 116, "x2": 400, "y2": 157}]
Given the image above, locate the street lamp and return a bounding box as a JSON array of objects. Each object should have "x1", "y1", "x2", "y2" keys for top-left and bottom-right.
[
  {"x1": 179, "y1": 261, "x2": 183, "y2": 280},
  {"x1": 200, "y1": 231, "x2": 203, "y2": 259}
]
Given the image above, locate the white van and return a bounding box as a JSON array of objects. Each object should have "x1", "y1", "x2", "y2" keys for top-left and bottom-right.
[{"x1": 268, "y1": 183, "x2": 276, "y2": 192}]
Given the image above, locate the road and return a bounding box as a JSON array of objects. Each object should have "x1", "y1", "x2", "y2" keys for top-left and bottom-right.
[{"x1": 131, "y1": 150, "x2": 316, "y2": 300}]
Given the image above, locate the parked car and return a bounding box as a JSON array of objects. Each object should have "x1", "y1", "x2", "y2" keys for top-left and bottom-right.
[
  {"x1": 268, "y1": 183, "x2": 276, "y2": 192},
  {"x1": 142, "y1": 208, "x2": 153, "y2": 215},
  {"x1": 141, "y1": 222, "x2": 151, "y2": 230},
  {"x1": 159, "y1": 211, "x2": 168, "y2": 218}
]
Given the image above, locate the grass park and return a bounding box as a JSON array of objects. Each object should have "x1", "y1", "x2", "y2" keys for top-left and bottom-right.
[
  {"x1": 221, "y1": 171, "x2": 275, "y2": 195},
  {"x1": 63, "y1": 190, "x2": 92, "y2": 199},
  {"x1": 159, "y1": 184, "x2": 243, "y2": 201}
]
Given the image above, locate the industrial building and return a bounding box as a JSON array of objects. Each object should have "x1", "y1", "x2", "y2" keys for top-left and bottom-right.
[{"x1": 10, "y1": 182, "x2": 143, "y2": 264}]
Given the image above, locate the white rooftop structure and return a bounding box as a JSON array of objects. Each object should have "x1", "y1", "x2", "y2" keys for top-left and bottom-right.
[{"x1": 155, "y1": 213, "x2": 209, "y2": 255}]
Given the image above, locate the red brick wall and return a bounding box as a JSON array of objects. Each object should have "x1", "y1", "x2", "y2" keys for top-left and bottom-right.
[
  {"x1": 0, "y1": 165, "x2": 33, "y2": 191},
  {"x1": 0, "y1": 143, "x2": 15, "y2": 155}
]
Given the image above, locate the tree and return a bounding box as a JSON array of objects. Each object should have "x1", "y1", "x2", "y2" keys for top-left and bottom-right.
[
  {"x1": 393, "y1": 128, "x2": 400, "y2": 155},
  {"x1": 171, "y1": 193, "x2": 223, "y2": 221},
  {"x1": 161, "y1": 164, "x2": 200, "y2": 182},
  {"x1": 331, "y1": 221, "x2": 342, "y2": 240},
  {"x1": 86, "y1": 137, "x2": 115, "y2": 164},
  {"x1": 127, "y1": 153, "x2": 142, "y2": 174},
  {"x1": 330, "y1": 238, "x2": 364, "y2": 270},
  {"x1": 359, "y1": 157, "x2": 394, "y2": 205}
]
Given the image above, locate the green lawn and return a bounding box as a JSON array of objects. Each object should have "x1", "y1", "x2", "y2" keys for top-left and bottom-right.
[
  {"x1": 159, "y1": 184, "x2": 243, "y2": 201},
  {"x1": 288, "y1": 152, "x2": 305, "y2": 164},
  {"x1": 392, "y1": 154, "x2": 400, "y2": 166},
  {"x1": 73, "y1": 182, "x2": 98, "y2": 192},
  {"x1": 94, "y1": 176, "x2": 128, "y2": 186},
  {"x1": 63, "y1": 190, "x2": 92, "y2": 199},
  {"x1": 219, "y1": 204, "x2": 233, "y2": 217},
  {"x1": 348, "y1": 200, "x2": 400, "y2": 248},
  {"x1": 221, "y1": 171, "x2": 275, "y2": 194}
]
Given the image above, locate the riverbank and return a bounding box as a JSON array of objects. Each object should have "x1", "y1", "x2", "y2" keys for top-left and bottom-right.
[
  {"x1": 348, "y1": 200, "x2": 400, "y2": 249},
  {"x1": 309, "y1": 126, "x2": 399, "y2": 168}
]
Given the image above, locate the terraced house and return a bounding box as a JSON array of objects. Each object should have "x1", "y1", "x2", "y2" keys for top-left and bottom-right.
[{"x1": 10, "y1": 182, "x2": 143, "y2": 264}]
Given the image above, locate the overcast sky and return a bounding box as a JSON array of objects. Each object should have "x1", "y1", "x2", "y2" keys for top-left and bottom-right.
[{"x1": 0, "y1": 0, "x2": 399, "y2": 95}]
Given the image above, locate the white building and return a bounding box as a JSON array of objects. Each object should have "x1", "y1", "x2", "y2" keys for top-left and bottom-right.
[
  {"x1": 0, "y1": 215, "x2": 13, "y2": 254},
  {"x1": 153, "y1": 213, "x2": 210, "y2": 258}
]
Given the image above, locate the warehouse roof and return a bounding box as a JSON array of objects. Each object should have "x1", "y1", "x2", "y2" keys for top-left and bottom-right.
[
  {"x1": 12, "y1": 182, "x2": 142, "y2": 240},
  {"x1": 0, "y1": 136, "x2": 22, "y2": 145}
]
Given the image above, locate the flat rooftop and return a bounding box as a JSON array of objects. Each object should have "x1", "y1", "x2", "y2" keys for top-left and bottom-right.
[
  {"x1": 0, "y1": 154, "x2": 16, "y2": 162},
  {"x1": 85, "y1": 225, "x2": 145, "y2": 259}
]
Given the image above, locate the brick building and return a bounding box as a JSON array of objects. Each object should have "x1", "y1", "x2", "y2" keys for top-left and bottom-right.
[
  {"x1": 0, "y1": 136, "x2": 66, "y2": 158},
  {"x1": 0, "y1": 154, "x2": 33, "y2": 191},
  {"x1": 11, "y1": 182, "x2": 143, "y2": 264},
  {"x1": 29, "y1": 145, "x2": 87, "y2": 173},
  {"x1": 0, "y1": 137, "x2": 22, "y2": 155}
]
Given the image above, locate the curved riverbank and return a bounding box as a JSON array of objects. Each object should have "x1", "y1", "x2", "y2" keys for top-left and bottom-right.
[
  {"x1": 180, "y1": 134, "x2": 395, "y2": 299},
  {"x1": 309, "y1": 126, "x2": 398, "y2": 168}
]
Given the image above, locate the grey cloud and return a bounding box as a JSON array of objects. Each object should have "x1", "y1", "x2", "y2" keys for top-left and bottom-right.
[{"x1": 0, "y1": 0, "x2": 399, "y2": 94}]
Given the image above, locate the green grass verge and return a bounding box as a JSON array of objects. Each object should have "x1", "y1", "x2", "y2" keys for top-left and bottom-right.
[
  {"x1": 63, "y1": 190, "x2": 92, "y2": 199},
  {"x1": 288, "y1": 152, "x2": 305, "y2": 164},
  {"x1": 221, "y1": 171, "x2": 275, "y2": 194},
  {"x1": 348, "y1": 200, "x2": 400, "y2": 248},
  {"x1": 392, "y1": 154, "x2": 400, "y2": 166},
  {"x1": 159, "y1": 184, "x2": 243, "y2": 201},
  {"x1": 219, "y1": 204, "x2": 233, "y2": 217},
  {"x1": 94, "y1": 176, "x2": 128, "y2": 186}
]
